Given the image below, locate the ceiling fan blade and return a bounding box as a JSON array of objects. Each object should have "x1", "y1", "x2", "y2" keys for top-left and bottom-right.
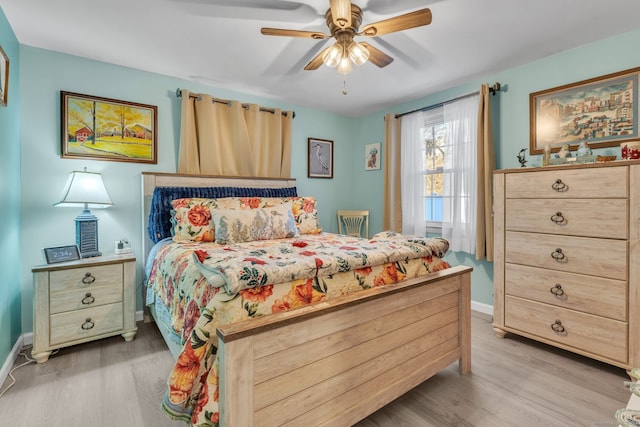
[
  {"x1": 360, "y1": 42, "x2": 393, "y2": 67},
  {"x1": 304, "y1": 48, "x2": 329, "y2": 70},
  {"x1": 330, "y1": 0, "x2": 352, "y2": 29},
  {"x1": 261, "y1": 27, "x2": 329, "y2": 39},
  {"x1": 360, "y1": 8, "x2": 432, "y2": 37}
]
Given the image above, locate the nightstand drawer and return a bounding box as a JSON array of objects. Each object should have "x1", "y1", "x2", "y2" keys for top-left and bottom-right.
[
  {"x1": 50, "y1": 302, "x2": 124, "y2": 345},
  {"x1": 505, "y1": 296, "x2": 627, "y2": 363},
  {"x1": 50, "y1": 264, "x2": 123, "y2": 292},
  {"x1": 50, "y1": 284, "x2": 123, "y2": 314}
]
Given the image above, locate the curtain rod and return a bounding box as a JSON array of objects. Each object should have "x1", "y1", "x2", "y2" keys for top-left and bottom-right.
[
  {"x1": 395, "y1": 82, "x2": 502, "y2": 119},
  {"x1": 176, "y1": 88, "x2": 295, "y2": 119}
]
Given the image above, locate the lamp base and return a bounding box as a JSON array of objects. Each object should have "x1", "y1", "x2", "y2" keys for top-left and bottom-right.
[{"x1": 75, "y1": 209, "x2": 101, "y2": 258}]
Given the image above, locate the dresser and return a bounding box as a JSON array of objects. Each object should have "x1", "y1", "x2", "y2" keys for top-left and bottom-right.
[
  {"x1": 493, "y1": 162, "x2": 640, "y2": 370},
  {"x1": 32, "y1": 254, "x2": 137, "y2": 363}
]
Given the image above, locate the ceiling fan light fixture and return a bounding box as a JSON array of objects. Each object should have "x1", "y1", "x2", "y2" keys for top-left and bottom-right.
[
  {"x1": 322, "y1": 43, "x2": 343, "y2": 68},
  {"x1": 348, "y1": 41, "x2": 369, "y2": 66},
  {"x1": 336, "y1": 55, "x2": 353, "y2": 75}
]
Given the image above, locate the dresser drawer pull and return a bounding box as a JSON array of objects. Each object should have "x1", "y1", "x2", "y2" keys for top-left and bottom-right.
[
  {"x1": 81, "y1": 318, "x2": 95, "y2": 330},
  {"x1": 550, "y1": 284, "x2": 566, "y2": 298},
  {"x1": 551, "y1": 248, "x2": 567, "y2": 262},
  {"x1": 552, "y1": 179, "x2": 568, "y2": 192},
  {"x1": 81, "y1": 292, "x2": 95, "y2": 305},
  {"x1": 81, "y1": 273, "x2": 96, "y2": 285},
  {"x1": 550, "y1": 212, "x2": 566, "y2": 224},
  {"x1": 551, "y1": 320, "x2": 566, "y2": 335}
]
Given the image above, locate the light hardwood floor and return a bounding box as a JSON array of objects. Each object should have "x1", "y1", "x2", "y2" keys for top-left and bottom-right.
[{"x1": 0, "y1": 312, "x2": 630, "y2": 427}]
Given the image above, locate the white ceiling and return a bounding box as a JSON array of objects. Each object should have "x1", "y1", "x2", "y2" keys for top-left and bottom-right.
[{"x1": 3, "y1": 0, "x2": 640, "y2": 117}]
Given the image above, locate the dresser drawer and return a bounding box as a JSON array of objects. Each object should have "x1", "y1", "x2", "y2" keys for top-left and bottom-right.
[
  {"x1": 505, "y1": 198, "x2": 627, "y2": 239},
  {"x1": 505, "y1": 263, "x2": 627, "y2": 321},
  {"x1": 49, "y1": 302, "x2": 124, "y2": 345},
  {"x1": 505, "y1": 296, "x2": 627, "y2": 363},
  {"x1": 50, "y1": 263, "x2": 123, "y2": 292},
  {"x1": 50, "y1": 283, "x2": 123, "y2": 314},
  {"x1": 505, "y1": 166, "x2": 627, "y2": 199},
  {"x1": 505, "y1": 231, "x2": 627, "y2": 280}
]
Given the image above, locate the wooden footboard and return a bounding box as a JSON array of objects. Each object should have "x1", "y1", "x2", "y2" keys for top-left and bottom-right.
[{"x1": 217, "y1": 265, "x2": 472, "y2": 426}]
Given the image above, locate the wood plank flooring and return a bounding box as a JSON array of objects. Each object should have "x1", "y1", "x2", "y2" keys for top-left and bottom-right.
[{"x1": 0, "y1": 312, "x2": 630, "y2": 427}]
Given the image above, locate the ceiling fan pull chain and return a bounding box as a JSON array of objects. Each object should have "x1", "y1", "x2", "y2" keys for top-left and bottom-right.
[{"x1": 343, "y1": 80, "x2": 348, "y2": 95}]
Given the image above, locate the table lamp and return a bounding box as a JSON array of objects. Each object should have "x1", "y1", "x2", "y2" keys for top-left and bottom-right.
[{"x1": 54, "y1": 167, "x2": 113, "y2": 258}]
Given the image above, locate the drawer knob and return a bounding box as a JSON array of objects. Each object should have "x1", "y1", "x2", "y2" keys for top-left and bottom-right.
[
  {"x1": 81, "y1": 292, "x2": 95, "y2": 305},
  {"x1": 551, "y1": 248, "x2": 567, "y2": 262},
  {"x1": 81, "y1": 272, "x2": 96, "y2": 285},
  {"x1": 551, "y1": 320, "x2": 566, "y2": 335},
  {"x1": 550, "y1": 284, "x2": 566, "y2": 298},
  {"x1": 81, "y1": 318, "x2": 95, "y2": 330},
  {"x1": 550, "y1": 212, "x2": 566, "y2": 225},
  {"x1": 551, "y1": 179, "x2": 568, "y2": 192}
]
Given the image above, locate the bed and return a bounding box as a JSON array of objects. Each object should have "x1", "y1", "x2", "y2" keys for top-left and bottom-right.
[{"x1": 141, "y1": 172, "x2": 472, "y2": 426}]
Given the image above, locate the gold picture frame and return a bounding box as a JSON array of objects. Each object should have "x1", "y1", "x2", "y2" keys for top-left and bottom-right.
[
  {"x1": 530, "y1": 66, "x2": 640, "y2": 155},
  {"x1": 61, "y1": 91, "x2": 158, "y2": 163},
  {"x1": 0, "y1": 44, "x2": 9, "y2": 107}
]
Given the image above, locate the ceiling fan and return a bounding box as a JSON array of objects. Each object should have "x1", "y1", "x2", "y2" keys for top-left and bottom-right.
[{"x1": 261, "y1": 0, "x2": 432, "y2": 75}]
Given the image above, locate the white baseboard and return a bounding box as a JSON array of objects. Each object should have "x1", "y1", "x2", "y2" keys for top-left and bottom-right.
[
  {"x1": 471, "y1": 300, "x2": 493, "y2": 316},
  {"x1": 0, "y1": 334, "x2": 25, "y2": 391}
]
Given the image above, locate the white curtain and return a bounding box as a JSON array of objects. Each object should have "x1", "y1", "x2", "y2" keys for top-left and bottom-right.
[
  {"x1": 442, "y1": 94, "x2": 479, "y2": 253},
  {"x1": 400, "y1": 111, "x2": 425, "y2": 235}
]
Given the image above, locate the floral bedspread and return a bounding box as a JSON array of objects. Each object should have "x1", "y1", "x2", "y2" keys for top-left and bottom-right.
[{"x1": 146, "y1": 231, "x2": 450, "y2": 426}]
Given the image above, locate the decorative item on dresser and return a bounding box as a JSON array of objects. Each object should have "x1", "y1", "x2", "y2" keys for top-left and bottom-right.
[
  {"x1": 492, "y1": 162, "x2": 640, "y2": 371},
  {"x1": 31, "y1": 254, "x2": 137, "y2": 363}
]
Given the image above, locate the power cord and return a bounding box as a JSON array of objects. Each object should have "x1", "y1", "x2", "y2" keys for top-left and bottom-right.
[{"x1": 0, "y1": 346, "x2": 58, "y2": 398}]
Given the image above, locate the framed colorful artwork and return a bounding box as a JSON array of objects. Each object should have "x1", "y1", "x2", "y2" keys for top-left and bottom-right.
[
  {"x1": 365, "y1": 142, "x2": 380, "y2": 170},
  {"x1": 61, "y1": 91, "x2": 158, "y2": 163},
  {"x1": 530, "y1": 66, "x2": 640, "y2": 155},
  {"x1": 307, "y1": 137, "x2": 333, "y2": 178},
  {"x1": 0, "y1": 44, "x2": 9, "y2": 107}
]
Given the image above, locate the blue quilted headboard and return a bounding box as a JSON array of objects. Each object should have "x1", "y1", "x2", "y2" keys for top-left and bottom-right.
[{"x1": 147, "y1": 185, "x2": 298, "y2": 243}]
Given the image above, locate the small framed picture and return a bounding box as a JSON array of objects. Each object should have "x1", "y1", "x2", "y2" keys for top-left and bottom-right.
[
  {"x1": 44, "y1": 245, "x2": 81, "y2": 264},
  {"x1": 308, "y1": 137, "x2": 333, "y2": 178},
  {"x1": 365, "y1": 143, "x2": 381, "y2": 170}
]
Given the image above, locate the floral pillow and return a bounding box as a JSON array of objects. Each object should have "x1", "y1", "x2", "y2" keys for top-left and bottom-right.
[
  {"x1": 211, "y1": 203, "x2": 299, "y2": 245},
  {"x1": 213, "y1": 196, "x2": 322, "y2": 234},
  {"x1": 170, "y1": 198, "x2": 218, "y2": 243}
]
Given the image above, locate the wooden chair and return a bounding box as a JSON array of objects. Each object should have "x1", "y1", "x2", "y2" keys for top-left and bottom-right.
[{"x1": 337, "y1": 210, "x2": 369, "y2": 238}]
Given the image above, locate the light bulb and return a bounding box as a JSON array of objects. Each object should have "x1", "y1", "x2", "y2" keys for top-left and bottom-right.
[
  {"x1": 348, "y1": 42, "x2": 369, "y2": 66},
  {"x1": 322, "y1": 43, "x2": 343, "y2": 68},
  {"x1": 336, "y1": 56, "x2": 352, "y2": 75}
]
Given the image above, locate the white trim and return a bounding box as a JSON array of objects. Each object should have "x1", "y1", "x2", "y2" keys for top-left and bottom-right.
[
  {"x1": 0, "y1": 335, "x2": 24, "y2": 390},
  {"x1": 471, "y1": 300, "x2": 493, "y2": 316},
  {"x1": 136, "y1": 310, "x2": 144, "y2": 322}
]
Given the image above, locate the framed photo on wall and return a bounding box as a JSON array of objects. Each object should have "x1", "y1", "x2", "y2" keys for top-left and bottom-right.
[
  {"x1": 365, "y1": 142, "x2": 380, "y2": 170},
  {"x1": 308, "y1": 137, "x2": 333, "y2": 178},
  {"x1": 61, "y1": 91, "x2": 158, "y2": 163},
  {"x1": 0, "y1": 44, "x2": 9, "y2": 107},
  {"x1": 530, "y1": 66, "x2": 640, "y2": 155}
]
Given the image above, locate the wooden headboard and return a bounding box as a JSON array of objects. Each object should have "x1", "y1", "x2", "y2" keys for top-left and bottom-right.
[{"x1": 141, "y1": 172, "x2": 297, "y2": 262}]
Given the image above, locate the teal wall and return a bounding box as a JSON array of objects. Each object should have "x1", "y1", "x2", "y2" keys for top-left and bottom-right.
[
  {"x1": 350, "y1": 28, "x2": 640, "y2": 306},
  {"x1": 0, "y1": 9, "x2": 21, "y2": 368},
  {"x1": 5, "y1": 3, "x2": 640, "y2": 369}
]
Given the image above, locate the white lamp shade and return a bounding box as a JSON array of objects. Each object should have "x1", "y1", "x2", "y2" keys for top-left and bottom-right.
[
  {"x1": 322, "y1": 43, "x2": 343, "y2": 68},
  {"x1": 336, "y1": 56, "x2": 353, "y2": 75},
  {"x1": 348, "y1": 41, "x2": 370, "y2": 66},
  {"x1": 54, "y1": 170, "x2": 113, "y2": 208}
]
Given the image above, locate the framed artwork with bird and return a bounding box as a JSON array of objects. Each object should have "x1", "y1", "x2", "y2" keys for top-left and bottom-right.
[{"x1": 308, "y1": 137, "x2": 333, "y2": 178}]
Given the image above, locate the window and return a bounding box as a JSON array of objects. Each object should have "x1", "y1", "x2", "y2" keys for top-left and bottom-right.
[{"x1": 422, "y1": 108, "x2": 447, "y2": 231}]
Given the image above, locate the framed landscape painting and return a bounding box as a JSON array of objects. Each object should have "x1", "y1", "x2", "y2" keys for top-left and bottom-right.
[
  {"x1": 530, "y1": 66, "x2": 640, "y2": 155},
  {"x1": 61, "y1": 91, "x2": 158, "y2": 163}
]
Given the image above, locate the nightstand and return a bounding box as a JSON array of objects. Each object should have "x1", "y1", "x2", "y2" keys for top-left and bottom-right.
[{"x1": 32, "y1": 254, "x2": 137, "y2": 363}]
